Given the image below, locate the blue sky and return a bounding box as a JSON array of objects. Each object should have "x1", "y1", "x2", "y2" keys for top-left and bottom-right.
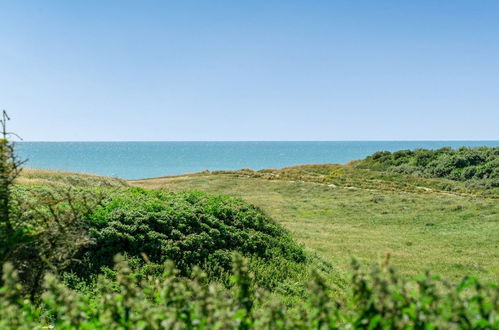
[{"x1": 1, "y1": 1, "x2": 498, "y2": 141}]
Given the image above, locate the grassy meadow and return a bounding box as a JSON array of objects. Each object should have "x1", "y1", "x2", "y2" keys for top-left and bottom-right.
[{"x1": 131, "y1": 164, "x2": 499, "y2": 283}]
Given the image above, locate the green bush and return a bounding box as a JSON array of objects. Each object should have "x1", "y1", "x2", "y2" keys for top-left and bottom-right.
[
  {"x1": 72, "y1": 188, "x2": 307, "y2": 290},
  {"x1": 7, "y1": 185, "x2": 309, "y2": 298},
  {"x1": 6, "y1": 185, "x2": 105, "y2": 300},
  {"x1": 358, "y1": 146, "x2": 499, "y2": 188}
]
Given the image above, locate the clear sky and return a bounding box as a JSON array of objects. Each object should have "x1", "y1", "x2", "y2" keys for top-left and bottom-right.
[{"x1": 1, "y1": 1, "x2": 498, "y2": 141}]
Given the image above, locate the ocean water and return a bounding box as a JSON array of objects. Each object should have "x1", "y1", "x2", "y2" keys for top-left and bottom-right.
[{"x1": 17, "y1": 141, "x2": 499, "y2": 180}]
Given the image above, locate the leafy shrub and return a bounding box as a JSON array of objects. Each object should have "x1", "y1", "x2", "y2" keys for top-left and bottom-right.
[
  {"x1": 73, "y1": 188, "x2": 307, "y2": 290},
  {"x1": 1, "y1": 255, "x2": 497, "y2": 329},
  {"x1": 8, "y1": 185, "x2": 309, "y2": 297},
  {"x1": 348, "y1": 259, "x2": 498, "y2": 328},
  {"x1": 7, "y1": 185, "x2": 104, "y2": 300}
]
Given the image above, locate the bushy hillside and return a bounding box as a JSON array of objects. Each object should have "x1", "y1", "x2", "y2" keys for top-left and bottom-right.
[
  {"x1": 75, "y1": 188, "x2": 309, "y2": 291},
  {"x1": 8, "y1": 184, "x2": 312, "y2": 299},
  {"x1": 355, "y1": 146, "x2": 498, "y2": 188}
]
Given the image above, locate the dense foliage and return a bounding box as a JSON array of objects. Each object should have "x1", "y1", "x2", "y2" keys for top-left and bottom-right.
[
  {"x1": 1, "y1": 255, "x2": 497, "y2": 329},
  {"x1": 75, "y1": 188, "x2": 308, "y2": 291},
  {"x1": 356, "y1": 146, "x2": 499, "y2": 188},
  {"x1": 6, "y1": 185, "x2": 105, "y2": 300},
  {"x1": 5, "y1": 185, "x2": 311, "y2": 298}
]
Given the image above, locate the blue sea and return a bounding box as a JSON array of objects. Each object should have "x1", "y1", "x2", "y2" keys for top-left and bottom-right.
[{"x1": 17, "y1": 141, "x2": 499, "y2": 180}]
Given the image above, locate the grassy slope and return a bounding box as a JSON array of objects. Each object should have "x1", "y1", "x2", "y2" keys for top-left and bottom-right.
[
  {"x1": 18, "y1": 168, "x2": 128, "y2": 187},
  {"x1": 9, "y1": 165, "x2": 499, "y2": 328},
  {"x1": 18, "y1": 166, "x2": 498, "y2": 283},
  {"x1": 131, "y1": 165, "x2": 499, "y2": 283}
]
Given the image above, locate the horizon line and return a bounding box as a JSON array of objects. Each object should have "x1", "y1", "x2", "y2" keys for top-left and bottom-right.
[{"x1": 18, "y1": 139, "x2": 499, "y2": 143}]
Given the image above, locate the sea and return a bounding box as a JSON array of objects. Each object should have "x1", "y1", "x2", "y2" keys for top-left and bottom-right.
[{"x1": 17, "y1": 141, "x2": 499, "y2": 180}]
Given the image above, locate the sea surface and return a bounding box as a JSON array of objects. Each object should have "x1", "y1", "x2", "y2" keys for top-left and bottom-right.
[{"x1": 17, "y1": 141, "x2": 499, "y2": 180}]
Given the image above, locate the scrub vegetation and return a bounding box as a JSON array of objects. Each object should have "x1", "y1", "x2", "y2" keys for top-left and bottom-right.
[
  {"x1": 132, "y1": 156, "x2": 499, "y2": 283},
  {"x1": 356, "y1": 146, "x2": 499, "y2": 190},
  {"x1": 1, "y1": 114, "x2": 497, "y2": 328}
]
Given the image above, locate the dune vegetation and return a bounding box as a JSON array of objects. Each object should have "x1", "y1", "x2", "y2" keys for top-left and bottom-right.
[
  {"x1": 131, "y1": 161, "x2": 499, "y2": 284},
  {"x1": 17, "y1": 168, "x2": 128, "y2": 188},
  {"x1": 1, "y1": 125, "x2": 498, "y2": 328},
  {"x1": 355, "y1": 147, "x2": 499, "y2": 191}
]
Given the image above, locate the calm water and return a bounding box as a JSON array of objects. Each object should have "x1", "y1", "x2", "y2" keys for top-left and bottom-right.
[{"x1": 17, "y1": 141, "x2": 499, "y2": 180}]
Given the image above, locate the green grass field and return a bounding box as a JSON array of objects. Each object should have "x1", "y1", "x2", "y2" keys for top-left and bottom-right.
[{"x1": 130, "y1": 165, "x2": 499, "y2": 283}]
